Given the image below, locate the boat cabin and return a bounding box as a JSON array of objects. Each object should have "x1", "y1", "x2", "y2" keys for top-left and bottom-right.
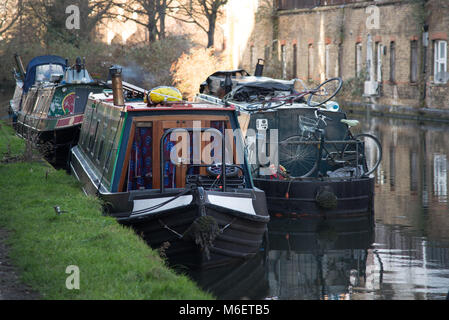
[
  {"x1": 11, "y1": 55, "x2": 106, "y2": 133},
  {"x1": 73, "y1": 95, "x2": 252, "y2": 197},
  {"x1": 70, "y1": 78, "x2": 269, "y2": 268}
]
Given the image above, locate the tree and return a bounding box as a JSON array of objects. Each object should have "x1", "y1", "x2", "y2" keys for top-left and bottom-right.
[
  {"x1": 0, "y1": 0, "x2": 22, "y2": 37},
  {"x1": 29, "y1": 0, "x2": 117, "y2": 44},
  {"x1": 120, "y1": 0, "x2": 175, "y2": 43},
  {"x1": 173, "y1": 0, "x2": 228, "y2": 48}
]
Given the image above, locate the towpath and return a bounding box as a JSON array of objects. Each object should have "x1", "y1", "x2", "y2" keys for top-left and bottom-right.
[{"x1": 0, "y1": 229, "x2": 39, "y2": 300}]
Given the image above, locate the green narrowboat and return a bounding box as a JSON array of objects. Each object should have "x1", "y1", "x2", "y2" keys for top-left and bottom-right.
[
  {"x1": 9, "y1": 54, "x2": 106, "y2": 164},
  {"x1": 70, "y1": 68, "x2": 269, "y2": 269}
]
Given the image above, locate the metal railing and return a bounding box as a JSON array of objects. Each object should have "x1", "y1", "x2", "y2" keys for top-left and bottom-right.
[{"x1": 159, "y1": 128, "x2": 227, "y2": 193}]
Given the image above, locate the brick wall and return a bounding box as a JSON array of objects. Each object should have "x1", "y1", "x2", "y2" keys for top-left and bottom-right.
[{"x1": 239, "y1": 0, "x2": 449, "y2": 111}]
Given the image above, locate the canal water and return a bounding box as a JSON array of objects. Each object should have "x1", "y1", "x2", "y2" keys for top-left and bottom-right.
[
  {"x1": 189, "y1": 113, "x2": 449, "y2": 300},
  {"x1": 2, "y1": 89, "x2": 448, "y2": 300}
]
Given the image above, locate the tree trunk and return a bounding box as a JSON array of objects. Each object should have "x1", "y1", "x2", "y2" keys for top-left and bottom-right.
[
  {"x1": 207, "y1": 14, "x2": 216, "y2": 48},
  {"x1": 158, "y1": 0, "x2": 166, "y2": 40}
]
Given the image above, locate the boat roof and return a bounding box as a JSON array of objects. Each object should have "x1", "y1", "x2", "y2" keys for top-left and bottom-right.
[
  {"x1": 90, "y1": 92, "x2": 236, "y2": 113},
  {"x1": 195, "y1": 92, "x2": 342, "y2": 114},
  {"x1": 207, "y1": 69, "x2": 250, "y2": 77},
  {"x1": 23, "y1": 55, "x2": 67, "y2": 93}
]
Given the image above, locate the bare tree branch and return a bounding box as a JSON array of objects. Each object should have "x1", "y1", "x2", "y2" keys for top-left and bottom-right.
[
  {"x1": 171, "y1": 0, "x2": 228, "y2": 48},
  {"x1": 0, "y1": 0, "x2": 22, "y2": 36}
]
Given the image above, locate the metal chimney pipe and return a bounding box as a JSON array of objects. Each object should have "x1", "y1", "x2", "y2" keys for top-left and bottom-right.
[
  {"x1": 109, "y1": 66, "x2": 124, "y2": 106},
  {"x1": 14, "y1": 53, "x2": 26, "y2": 81}
]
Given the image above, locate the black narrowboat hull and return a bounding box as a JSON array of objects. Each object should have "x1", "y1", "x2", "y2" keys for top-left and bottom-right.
[
  {"x1": 116, "y1": 187, "x2": 269, "y2": 270},
  {"x1": 253, "y1": 176, "x2": 375, "y2": 218},
  {"x1": 15, "y1": 119, "x2": 81, "y2": 166},
  {"x1": 70, "y1": 146, "x2": 269, "y2": 269}
]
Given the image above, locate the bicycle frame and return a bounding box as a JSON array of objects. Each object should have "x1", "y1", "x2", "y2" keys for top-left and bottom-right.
[{"x1": 293, "y1": 112, "x2": 364, "y2": 177}]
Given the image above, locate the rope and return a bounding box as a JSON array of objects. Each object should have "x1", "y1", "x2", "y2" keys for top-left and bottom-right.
[
  {"x1": 158, "y1": 219, "x2": 183, "y2": 239},
  {"x1": 220, "y1": 218, "x2": 236, "y2": 233}
]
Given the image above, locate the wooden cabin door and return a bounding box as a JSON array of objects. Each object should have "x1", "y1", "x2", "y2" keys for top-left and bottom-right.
[{"x1": 153, "y1": 120, "x2": 200, "y2": 189}]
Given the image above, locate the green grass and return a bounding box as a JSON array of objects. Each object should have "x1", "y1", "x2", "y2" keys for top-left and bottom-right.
[{"x1": 0, "y1": 121, "x2": 213, "y2": 299}]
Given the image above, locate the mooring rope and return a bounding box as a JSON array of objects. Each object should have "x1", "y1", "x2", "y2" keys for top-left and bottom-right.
[{"x1": 158, "y1": 219, "x2": 184, "y2": 239}]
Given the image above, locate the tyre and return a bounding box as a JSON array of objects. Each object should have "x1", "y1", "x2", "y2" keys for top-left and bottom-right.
[
  {"x1": 307, "y1": 77, "x2": 343, "y2": 107},
  {"x1": 354, "y1": 133, "x2": 382, "y2": 176},
  {"x1": 279, "y1": 135, "x2": 319, "y2": 178}
]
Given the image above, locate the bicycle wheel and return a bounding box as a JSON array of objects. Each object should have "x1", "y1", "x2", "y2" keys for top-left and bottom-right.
[
  {"x1": 354, "y1": 133, "x2": 382, "y2": 176},
  {"x1": 279, "y1": 135, "x2": 319, "y2": 178},
  {"x1": 307, "y1": 77, "x2": 343, "y2": 107}
]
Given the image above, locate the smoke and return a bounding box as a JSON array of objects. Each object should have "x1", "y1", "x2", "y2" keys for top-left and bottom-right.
[{"x1": 120, "y1": 62, "x2": 156, "y2": 89}]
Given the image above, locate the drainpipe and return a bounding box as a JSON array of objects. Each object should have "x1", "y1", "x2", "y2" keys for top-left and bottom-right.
[{"x1": 422, "y1": 24, "x2": 429, "y2": 106}]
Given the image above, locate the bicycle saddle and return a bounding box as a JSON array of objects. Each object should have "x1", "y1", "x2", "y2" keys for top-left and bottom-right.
[{"x1": 340, "y1": 119, "x2": 360, "y2": 127}]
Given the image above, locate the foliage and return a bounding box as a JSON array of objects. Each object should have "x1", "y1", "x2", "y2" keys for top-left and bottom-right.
[
  {"x1": 0, "y1": 35, "x2": 193, "y2": 91},
  {"x1": 340, "y1": 71, "x2": 367, "y2": 99},
  {"x1": 0, "y1": 0, "x2": 22, "y2": 37},
  {"x1": 0, "y1": 121, "x2": 213, "y2": 300},
  {"x1": 171, "y1": 46, "x2": 229, "y2": 99}
]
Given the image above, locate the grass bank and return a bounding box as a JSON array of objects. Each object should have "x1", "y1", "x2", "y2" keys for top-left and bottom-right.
[{"x1": 0, "y1": 121, "x2": 213, "y2": 299}]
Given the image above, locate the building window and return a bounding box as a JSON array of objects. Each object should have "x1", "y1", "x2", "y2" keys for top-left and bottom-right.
[
  {"x1": 375, "y1": 42, "x2": 382, "y2": 82},
  {"x1": 308, "y1": 44, "x2": 313, "y2": 81},
  {"x1": 264, "y1": 46, "x2": 270, "y2": 62},
  {"x1": 410, "y1": 40, "x2": 418, "y2": 83},
  {"x1": 281, "y1": 44, "x2": 287, "y2": 79},
  {"x1": 390, "y1": 41, "x2": 396, "y2": 83},
  {"x1": 355, "y1": 43, "x2": 362, "y2": 77},
  {"x1": 434, "y1": 40, "x2": 447, "y2": 83},
  {"x1": 292, "y1": 43, "x2": 297, "y2": 78}
]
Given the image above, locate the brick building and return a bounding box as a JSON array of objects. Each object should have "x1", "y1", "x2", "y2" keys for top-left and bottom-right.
[{"x1": 236, "y1": 0, "x2": 449, "y2": 117}]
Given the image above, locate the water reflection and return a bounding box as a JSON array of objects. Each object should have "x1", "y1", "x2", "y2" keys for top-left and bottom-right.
[
  {"x1": 186, "y1": 115, "x2": 449, "y2": 300},
  {"x1": 349, "y1": 114, "x2": 449, "y2": 299},
  {"x1": 185, "y1": 251, "x2": 270, "y2": 300},
  {"x1": 266, "y1": 216, "x2": 374, "y2": 300}
]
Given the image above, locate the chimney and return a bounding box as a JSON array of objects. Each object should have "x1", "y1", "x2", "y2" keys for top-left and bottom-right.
[
  {"x1": 14, "y1": 53, "x2": 26, "y2": 81},
  {"x1": 109, "y1": 66, "x2": 124, "y2": 106}
]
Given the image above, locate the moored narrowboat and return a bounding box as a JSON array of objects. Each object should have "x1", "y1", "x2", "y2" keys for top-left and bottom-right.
[
  {"x1": 70, "y1": 67, "x2": 269, "y2": 269},
  {"x1": 196, "y1": 65, "x2": 381, "y2": 218},
  {"x1": 9, "y1": 54, "x2": 106, "y2": 164}
]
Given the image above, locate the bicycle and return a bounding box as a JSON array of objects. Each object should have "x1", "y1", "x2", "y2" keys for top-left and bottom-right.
[
  {"x1": 232, "y1": 77, "x2": 343, "y2": 112},
  {"x1": 278, "y1": 109, "x2": 382, "y2": 178}
]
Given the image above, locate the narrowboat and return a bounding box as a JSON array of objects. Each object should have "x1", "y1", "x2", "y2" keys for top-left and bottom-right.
[
  {"x1": 195, "y1": 63, "x2": 382, "y2": 218},
  {"x1": 9, "y1": 54, "x2": 106, "y2": 164},
  {"x1": 70, "y1": 67, "x2": 269, "y2": 269}
]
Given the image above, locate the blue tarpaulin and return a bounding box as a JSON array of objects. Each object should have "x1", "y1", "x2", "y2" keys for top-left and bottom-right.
[{"x1": 23, "y1": 55, "x2": 67, "y2": 93}]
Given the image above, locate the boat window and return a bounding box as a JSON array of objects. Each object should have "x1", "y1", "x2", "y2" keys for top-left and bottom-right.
[
  {"x1": 97, "y1": 139, "x2": 104, "y2": 162},
  {"x1": 125, "y1": 118, "x2": 235, "y2": 192},
  {"x1": 35, "y1": 64, "x2": 64, "y2": 83},
  {"x1": 128, "y1": 124, "x2": 154, "y2": 191},
  {"x1": 89, "y1": 120, "x2": 99, "y2": 152}
]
